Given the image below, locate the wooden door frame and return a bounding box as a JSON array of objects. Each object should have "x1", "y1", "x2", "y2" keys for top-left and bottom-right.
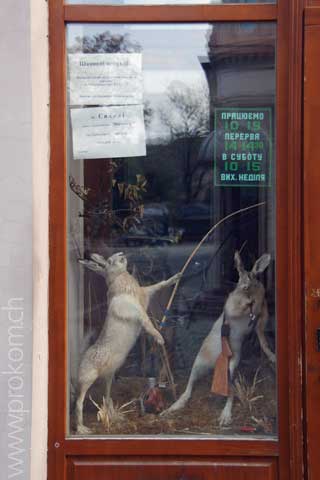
[
  {"x1": 303, "y1": 7, "x2": 320, "y2": 479},
  {"x1": 47, "y1": 1, "x2": 305, "y2": 479}
]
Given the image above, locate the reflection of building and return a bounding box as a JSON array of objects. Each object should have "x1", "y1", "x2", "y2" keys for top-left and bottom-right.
[
  {"x1": 210, "y1": 24, "x2": 275, "y2": 106},
  {"x1": 201, "y1": 23, "x2": 275, "y2": 125},
  {"x1": 199, "y1": 23, "x2": 276, "y2": 287}
]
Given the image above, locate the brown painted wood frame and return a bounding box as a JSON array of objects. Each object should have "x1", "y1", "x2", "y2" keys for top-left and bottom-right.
[
  {"x1": 303, "y1": 7, "x2": 320, "y2": 479},
  {"x1": 48, "y1": 1, "x2": 305, "y2": 479}
]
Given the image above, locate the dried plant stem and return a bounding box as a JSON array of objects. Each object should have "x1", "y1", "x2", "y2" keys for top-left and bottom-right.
[
  {"x1": 159, "y1": 346, "x2": 177, "y2": 399},
  {"x1": 89, "y1": 395, "x2": 137, "y2": 431},
  {"x1": 149, "y1": 317, "x2": 177, "y2": 399}
]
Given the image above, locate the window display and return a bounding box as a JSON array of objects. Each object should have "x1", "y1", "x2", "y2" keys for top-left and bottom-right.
[{"x1": 66, "y1": 22, "x2": 277, "y2": 437}]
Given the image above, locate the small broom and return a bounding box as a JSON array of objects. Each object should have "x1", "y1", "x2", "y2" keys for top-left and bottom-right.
[{"x1": 211, "y1": 322, "x2": 233, "y2": 397}]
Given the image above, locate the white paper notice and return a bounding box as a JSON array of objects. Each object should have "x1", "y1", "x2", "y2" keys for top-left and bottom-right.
[
  {"x1": 68, "y1": 53, "x2": 143, "y2": 106},
  {"x1": 71, "y1": 106, "x2": 146, "y2": 159}
]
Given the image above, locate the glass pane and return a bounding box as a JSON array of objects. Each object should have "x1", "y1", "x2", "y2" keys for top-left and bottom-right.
[
  {"x1": 67, "y1": 0, "x2": 276, "y2": 4},
  {"x1": 67, "y1": 22, "x2": 277, "y2": 438}
]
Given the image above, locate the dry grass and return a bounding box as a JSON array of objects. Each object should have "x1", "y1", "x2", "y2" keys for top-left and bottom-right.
[
  {"x1": 233, "y1": 368, "x2": 265, "y2": 413},
  {"x1": 89, "y1": 395, "x2": 136, "y2": 431},
  {"x1": 251, "y1": 415, "x2": 273, "y2": 434},
  {"x1": 70, "y1": 371, "x2": 277, "y2": 436}
]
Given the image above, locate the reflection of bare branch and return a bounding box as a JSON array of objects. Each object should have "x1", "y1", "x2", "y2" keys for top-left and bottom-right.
[
  {"x1": 69, "y1": 30, "x2": 141, "y2": 54},
  {"x1": 158, "y1": 81, "x2": 210, "y2": 202},
  {"x1": 69, "y1": 174, "x2": 147, "y2": 237},
  {"x1": 159, "y1": 81, "x2": 209, "y2": 139}
]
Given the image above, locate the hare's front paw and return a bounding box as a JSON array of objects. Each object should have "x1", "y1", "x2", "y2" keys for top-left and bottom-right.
[
  {"x1": 172, "y1": 272, "x2": 183, "y2": 284},
  {"x1": 154, "y1": 331, "x2": 165, "y2": 346}
]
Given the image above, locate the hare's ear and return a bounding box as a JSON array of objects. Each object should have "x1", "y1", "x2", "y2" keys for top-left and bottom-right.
[
  {"x1": 234, "y1": 251, "x2": 245, "y2": 275},
  {"x1": 251, "y1": 253, "x2": 271, "y2": 275}
]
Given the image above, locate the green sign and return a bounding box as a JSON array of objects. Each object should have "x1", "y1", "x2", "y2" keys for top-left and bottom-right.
[{"x1": 214, "y1": 108, "x2": 272, "y2": 187}]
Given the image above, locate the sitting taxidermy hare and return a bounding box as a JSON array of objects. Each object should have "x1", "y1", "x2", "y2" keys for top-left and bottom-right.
[
  {"x1": 162, "y1": 251, "x2": 275, "y2": 426},
  {"x1": 75, "y1": 251, "x2": 181, "y2": 434}
]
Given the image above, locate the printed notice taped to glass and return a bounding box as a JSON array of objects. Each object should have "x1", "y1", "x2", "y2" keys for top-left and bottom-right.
[
  {"x1": 71, "y1": 105, "x2": 146, "y2": 159},
  {"x1": 68, "y1": 53, "x2": 143, "y2": 106}
]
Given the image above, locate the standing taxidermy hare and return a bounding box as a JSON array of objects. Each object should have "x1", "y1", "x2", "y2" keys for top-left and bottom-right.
[
  {"x1": 75, "y1": 251, "x2": 181, "y2": 434},
  {"x1": 162, "y1": 251, "x2": 275, "y2": 426}
]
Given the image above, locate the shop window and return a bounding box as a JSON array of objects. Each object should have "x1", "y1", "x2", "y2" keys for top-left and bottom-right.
[{"x1": 66, "y1": 21, "x2": 277, "y2": 438}]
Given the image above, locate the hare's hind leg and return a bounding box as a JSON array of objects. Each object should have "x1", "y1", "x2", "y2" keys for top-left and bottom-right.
[
  {"x1": 219, "y1": 353, "x2": 240, "y2": 426},
  {"x1": 76, "y1": 367, "x2": 99, "y2": 435},
  {"x1": 161, "y1": 349, "x2": 212, "y2": 415},
  {"x1": 104, "y1": 374, "x2": 115, "y2": 416}
]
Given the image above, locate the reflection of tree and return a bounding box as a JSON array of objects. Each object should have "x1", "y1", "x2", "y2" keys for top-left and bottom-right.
[
  {"x1": 69, "y1": 30, "x2": 141, "y2": 54},
  {"x1": 69, "y1": 29, "x2": 153, "y2": 246},
  {"x1": 159, "y1": 81, "x2": 210, "y2": 203},
  {"x1": 69, "y1": 31, "x2": 153, "y2": 128},
  {"x1": 159, "y1": 81, "x2": 209, "y2": 139}
]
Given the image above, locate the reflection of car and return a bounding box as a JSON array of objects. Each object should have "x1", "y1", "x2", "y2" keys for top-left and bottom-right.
[
  {"x1": 175, "y1": 202, "x2": 212, "y2": 240},
  {"x1": 121, "y1": 203, "x2": 181, "y2": 247},
  {"x1": 141, "y1": 203, "x2": 170, "y2": 236}
]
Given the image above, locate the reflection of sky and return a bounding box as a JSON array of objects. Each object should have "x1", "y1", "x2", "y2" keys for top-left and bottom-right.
[
  {"x1": 67, "y1": 24, "x2": 210, "y2": 95},
  {"x1": 67, "y1": 24, "x2": 211, "y2": 139}
]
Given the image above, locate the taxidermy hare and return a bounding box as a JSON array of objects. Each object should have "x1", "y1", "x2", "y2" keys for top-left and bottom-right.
[
  {"x1": 75, "y1": 251, "x2": 181, "y2": 434},
  {"x1": 162, "y1": 251, "x2": 275, "y2": 426}
]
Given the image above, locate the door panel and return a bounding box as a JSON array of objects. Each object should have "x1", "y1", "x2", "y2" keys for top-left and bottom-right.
[
  {"x1": 48, "y1": 0, "x2": 302, "y2": 478},
  {"x1": 67, "y1": 457, "x2": 277, "y2": 480},
  {"x1": 304, "y1": 13, "x2": 320, "y2": 480}
]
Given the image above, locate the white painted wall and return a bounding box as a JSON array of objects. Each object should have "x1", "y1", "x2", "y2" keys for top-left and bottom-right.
[
  {"x1": 30, "y1": 0, "x2": 49, "y2": 479},
  {"x1": 0, "y1": 0, "x2": 49, "y2": 479},
  {"x1": 0, "y1": 1, "x2": 35, "y2": 480}
]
